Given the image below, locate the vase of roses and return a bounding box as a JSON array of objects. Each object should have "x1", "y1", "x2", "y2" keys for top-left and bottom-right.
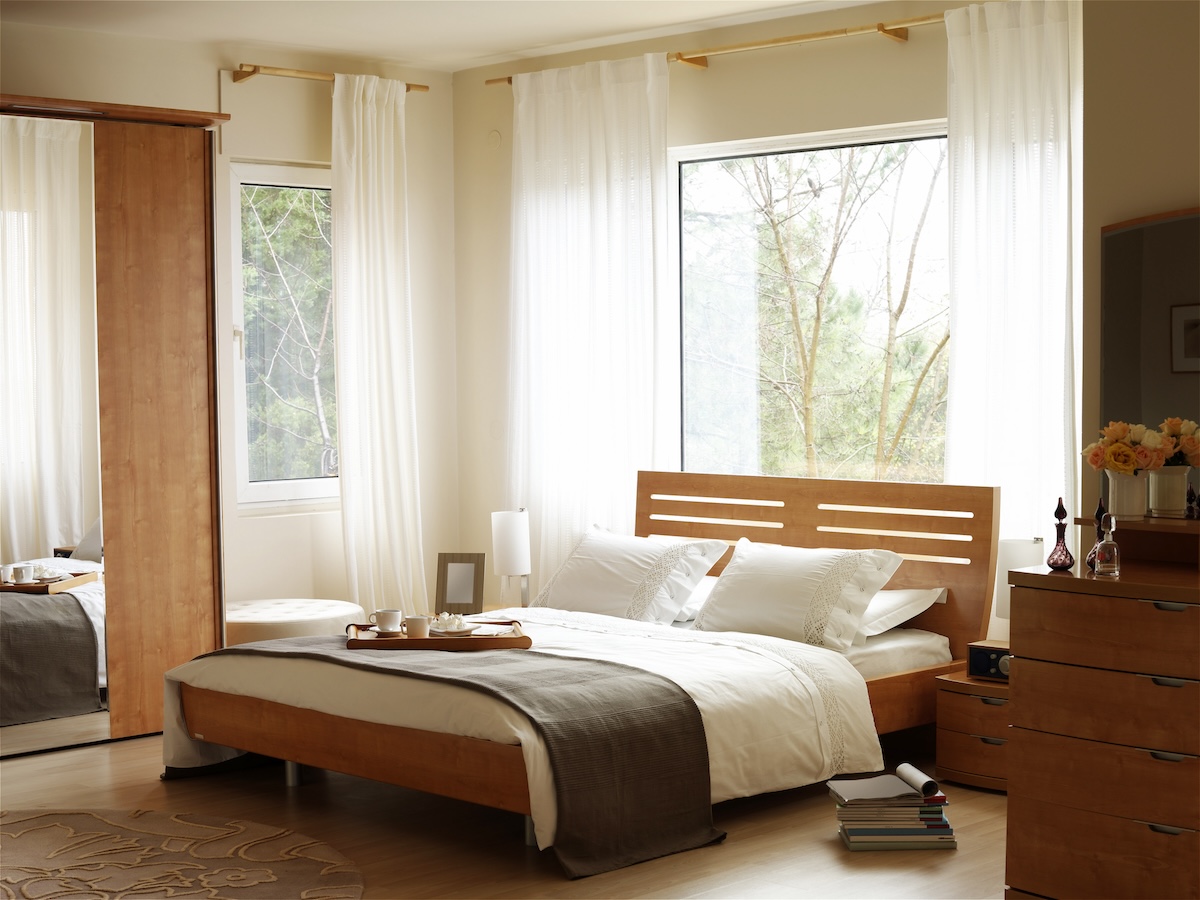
[
  {"x1": 1082, "y1": 421, "x2": 1165, "y2": 520},
  {"x1": 1147, "y1": 418, "x2": 1200, "y2": 518}
]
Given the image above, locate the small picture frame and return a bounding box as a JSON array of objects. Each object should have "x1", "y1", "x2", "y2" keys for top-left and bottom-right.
[
  {"x1": 435, "y1": 552, "x2": 485, "y2": 615},
  {"x1": 1171, "y1": 303, "x2": 1200, "y2": 373}
]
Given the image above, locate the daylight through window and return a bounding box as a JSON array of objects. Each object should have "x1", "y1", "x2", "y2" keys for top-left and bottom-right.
[
  {"x1": 232, "y1": 162, "x2": 338, "y2": 505},
  {"x1": 680, "y1": 133, "x2": 949, "y2": 482}
]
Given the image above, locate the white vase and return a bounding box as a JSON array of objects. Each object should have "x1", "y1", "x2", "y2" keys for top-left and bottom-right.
[
  {"x1": 1105, "y1": 469, "x2": 1146, "y2": 521},
  {"x1": 1147, "y1": 466, "x2": 1191, "y2": 518}
]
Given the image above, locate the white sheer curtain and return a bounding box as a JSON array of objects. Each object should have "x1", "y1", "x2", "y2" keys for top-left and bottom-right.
[
  {"x1": 0, "y1": 117, "x2": 89, "y2": 562},
  {"x1": 332, "y1": 75, "x2": 427, "y2": 615},
  {"x1": 507, "y1": 53, "x2": 671, "y2": 589},
  {"x1": 945, "y1": 1, "x2": 1083, "y2": 548}
]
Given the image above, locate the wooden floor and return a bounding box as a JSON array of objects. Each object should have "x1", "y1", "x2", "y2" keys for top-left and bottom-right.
[{"x1": 0, "y1": 727, "x2": 1007, "y2": 899}]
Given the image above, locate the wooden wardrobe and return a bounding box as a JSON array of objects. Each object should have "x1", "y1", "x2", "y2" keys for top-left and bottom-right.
[{"x1": 2, "y1": 96, "x2": 228, "y2": 738}]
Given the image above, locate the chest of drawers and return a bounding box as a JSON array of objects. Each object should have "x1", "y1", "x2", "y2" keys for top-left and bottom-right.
[{"x1": 1004, "y1": 562, "x2": 1199, "y2": 900}]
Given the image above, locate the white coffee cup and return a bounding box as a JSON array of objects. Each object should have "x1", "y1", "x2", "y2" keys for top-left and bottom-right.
[
  {"x1": 369, "y1": 608, "x2": 404, "y2": 632},
  {"x1": 403, "y1": 615, "x2": 432, "y2": 639},
  {"x1": 0, "y1": 564, "x2": 13, "y2": 583},
  {"x1": 12, "y1": 564, "x2": 35, "y2": 584}
]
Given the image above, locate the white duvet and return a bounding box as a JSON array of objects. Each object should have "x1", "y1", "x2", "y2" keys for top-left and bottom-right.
[{"x1": 164, "y1": 607, "x2": 883, "y2": 848}]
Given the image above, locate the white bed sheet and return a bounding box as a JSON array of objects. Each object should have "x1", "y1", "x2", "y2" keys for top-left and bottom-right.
[
  {"x1": 843, "y1": 627, "x2": 951, "y2": 680},
  {"x1": 25, "y1": 558, "x2": 107, "y2": 688},
  {"x1": 164, "y1": 607, "x2": 883, "y2": 848}
]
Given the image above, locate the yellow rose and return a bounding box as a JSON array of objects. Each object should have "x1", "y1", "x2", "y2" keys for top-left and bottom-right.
[{"x1": 1104, "y1": 442, "x2": 1138, "y2": 474}]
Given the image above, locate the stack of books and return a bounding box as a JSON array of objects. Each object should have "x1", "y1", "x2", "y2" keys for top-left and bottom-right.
[{"x1": 827, "y1": 762, "x2": 956, "y2": 850}]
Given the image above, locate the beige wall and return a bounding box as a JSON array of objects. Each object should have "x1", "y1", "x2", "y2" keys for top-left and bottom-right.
[{"x1": 4, "y1": 0, "x2": 1199, "y2": 618}]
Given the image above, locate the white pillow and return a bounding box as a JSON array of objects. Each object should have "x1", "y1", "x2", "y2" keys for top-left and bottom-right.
[
  {"x1": 531, "y1": 529, "x2": 727, "y2": 625},
  {"x1": 71, "y1": 518, "x2": 103, "y2": 562},
  {"x1": 852, "y1": 587, "x2": 946, "y2": 645},
  {"x1": 673, "y1": 574, "x2": 719, "y2": 623},
  {"x1": 693, "y1": 538, "x2": 902, "y2": 652}
]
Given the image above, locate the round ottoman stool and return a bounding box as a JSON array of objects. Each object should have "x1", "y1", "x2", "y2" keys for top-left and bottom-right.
[{"x1": 224, "y1": 598, "x2": 366, "y2": 645}]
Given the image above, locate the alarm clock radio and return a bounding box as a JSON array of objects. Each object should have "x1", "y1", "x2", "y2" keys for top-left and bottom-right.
[{"x1": 968, "y1": 639, "x2": 1011, "y2": 681}]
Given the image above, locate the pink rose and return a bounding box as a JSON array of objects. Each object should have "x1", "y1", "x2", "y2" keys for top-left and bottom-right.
[
  {"x1": 1134, "y1": 444, "x2": 1158, "y2": 471},
  {"x1": 1083, "y1": 442, "x2": 1108, "y2": 472},
  {"x1": 1179, "y1": 433, "x2": 1200, "y2": 467}
]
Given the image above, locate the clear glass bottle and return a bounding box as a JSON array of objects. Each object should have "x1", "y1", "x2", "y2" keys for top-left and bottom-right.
[{"x1": 1094, "y1": 514, "x2": 1120, "y2": 577}]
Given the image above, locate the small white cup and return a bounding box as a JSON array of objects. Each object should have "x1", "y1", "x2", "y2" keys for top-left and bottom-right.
[
  {"x1": 1, "y1": 564, "x2": 13, "y2": 583},
  {"x1": 12, "y1": 564, "x2": 35, "y2": 584},
  {"x1": 369, "y1": 608, "x2": 404, "y2": 632},
  {"x1": 403, "y1": 615, "x2": 432, "y2": 639}
]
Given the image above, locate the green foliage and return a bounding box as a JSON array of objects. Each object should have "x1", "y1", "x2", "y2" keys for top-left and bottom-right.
[
  {"x1": 241, "y1": 184, "x2": 338, "y2": 482},
  {"x1": 682, "y1": 138, "x2": 949, "y2": 482}
]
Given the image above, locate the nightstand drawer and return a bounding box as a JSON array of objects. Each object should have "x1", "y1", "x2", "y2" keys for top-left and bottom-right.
[
  {"x1": 1011, "y1": 587, "x2": 1200, "y2": 679},
  {"x1": 1010, "y1": 728, "x2": 1199, "y2": 829},
  {"x1": 937, "y1": 685, "x2": 1009, "y2": 739},
  {"x1": 937, "y1": 727, "x2": 1007, "y2": 781},
  {"x1": 1006, "y1": 795, "x2": 1199, "y2": 900},
  {"x1": 1011, "y1": 658, "x2": 1200, "y2": 753}
]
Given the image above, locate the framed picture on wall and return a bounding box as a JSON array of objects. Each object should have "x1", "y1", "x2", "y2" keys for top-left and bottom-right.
[
  {"x1": 1171, "y1": 304, "x2": 1200, "y2": 373},
  {"x1": 435, "y1": 552, "x2": 485, "y2": 615}
]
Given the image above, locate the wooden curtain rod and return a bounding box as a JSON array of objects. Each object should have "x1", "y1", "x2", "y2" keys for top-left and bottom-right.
[
  {"x1": 234, "y1": 63, "x2": 429, "y2": 92},
  {"x1": 484, "y1": 10, "x2": 946, "y2": 84}
]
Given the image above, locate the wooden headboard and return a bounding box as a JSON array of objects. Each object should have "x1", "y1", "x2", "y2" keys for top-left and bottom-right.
[{"x1": 634, "y1": 471, "x2": 1000, "y2": 661}]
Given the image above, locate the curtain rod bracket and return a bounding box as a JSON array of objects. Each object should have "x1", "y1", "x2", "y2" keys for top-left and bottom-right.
[
  {"x1": 877, "y1": 24, "x2": 910, "y2": 43},
  {"x1": 233, "y1": 64, "x2": 261, "y2": 83},
  {"x1": 669, "y1": 53, "x2": 709, "y2": 69}
]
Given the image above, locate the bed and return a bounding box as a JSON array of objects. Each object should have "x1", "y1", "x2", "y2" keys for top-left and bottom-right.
[
  {"x1": 165, "y1": 471, "x2": 998, "y2": 874},
  {"x1": 0, "y1": 558, "x2": 107, "y2": 727}
]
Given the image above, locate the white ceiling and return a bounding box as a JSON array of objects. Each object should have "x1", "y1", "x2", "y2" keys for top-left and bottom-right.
[{"x1": 0, "y1": 0, "x2": 877, "y2": 72}]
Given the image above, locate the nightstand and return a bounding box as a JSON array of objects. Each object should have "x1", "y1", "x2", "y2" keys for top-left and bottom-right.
[{"x1": 935, "y1": 671, "x2": 1008, "y2": 792}]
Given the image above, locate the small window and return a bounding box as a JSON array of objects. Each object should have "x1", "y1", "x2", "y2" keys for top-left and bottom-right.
[{"x1": 231, "y1": 162, "x2": 338, "y2": 506}]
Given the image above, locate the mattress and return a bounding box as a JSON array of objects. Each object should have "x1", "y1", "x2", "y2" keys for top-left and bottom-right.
[{"x1": 164, "y1": 607, "x2": 884, "y2": 848}]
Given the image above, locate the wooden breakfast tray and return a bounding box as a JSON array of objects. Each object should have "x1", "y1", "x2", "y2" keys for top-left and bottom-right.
[
  {"x1": 345, "y1": 621, "x2": 532, "y2": 651},
  {"x1": 0, "y1": 571, "x2": 100, "y2": 595}
]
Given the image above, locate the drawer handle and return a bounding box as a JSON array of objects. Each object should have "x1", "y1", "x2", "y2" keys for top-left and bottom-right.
[
  {"x1": 1145, "y1": 675, "x2": 1190, "y2": 688},
  {"x1": 972, "y1": 735, "x2": 1007, "y2": 746},
  {"x1": 1139, "y1": 599, "x2": 1192, "y2": 613},
  {"x1": 1140, "y1": 822, "x2": 1194, "y2": 836},
  {"x1": 1143, "y1": 749, "x2": 1197, "y2": 763},
  {"x1": 978, "y1": 696, "x2": 1008, "y2": 707}
]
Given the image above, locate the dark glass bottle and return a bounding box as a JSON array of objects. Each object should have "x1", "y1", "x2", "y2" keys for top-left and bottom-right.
[{"x1": 1046, "y1": 496, "x2": 1075, "y2": 571}]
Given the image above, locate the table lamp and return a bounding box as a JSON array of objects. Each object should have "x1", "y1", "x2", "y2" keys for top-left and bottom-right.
[{"x1": 491, "y1": 508, "x2": 531, "y2": 607}]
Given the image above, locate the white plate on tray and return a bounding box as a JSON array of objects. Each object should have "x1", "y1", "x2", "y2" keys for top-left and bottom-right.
[
  {"x1": 368, "y1": 626, "x2": 404, "y2": 637},
  {"x1": 37, "y1": 574, "x2": 69, "y2": 583},
  {"x1": 430, "y1": 625, "x2": 479, "y2": 637}
]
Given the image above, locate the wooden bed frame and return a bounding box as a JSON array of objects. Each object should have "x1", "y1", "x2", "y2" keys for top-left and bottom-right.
[{"x1": 178, "y1": 471, "x2": 999, "y2": 818}]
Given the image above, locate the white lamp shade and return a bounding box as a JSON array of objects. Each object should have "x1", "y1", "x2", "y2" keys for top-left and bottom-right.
[
  {"x1": 994, "y1": 537, "x2": 1045, "y2": 619},
  {"x1": 491, "y1": 510, "x2": 531, "y2": 576}
]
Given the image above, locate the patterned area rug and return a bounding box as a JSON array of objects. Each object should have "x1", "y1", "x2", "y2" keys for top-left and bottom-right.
[{"x1": 0, "y1": 809, "x2": 364, "y2": 899}]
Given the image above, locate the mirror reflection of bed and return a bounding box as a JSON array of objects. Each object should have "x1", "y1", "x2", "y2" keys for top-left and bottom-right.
[{"x1": 0, "y1": 545, "x2": 110, "y2": 758}]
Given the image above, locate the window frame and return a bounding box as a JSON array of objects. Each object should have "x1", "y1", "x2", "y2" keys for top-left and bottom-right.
[
  {"x1": 668, "y1": 119, "x2": 949, "y2": 478},
  {"x1": 229, "y1": 160, "x2": 339, "y2": 508}
]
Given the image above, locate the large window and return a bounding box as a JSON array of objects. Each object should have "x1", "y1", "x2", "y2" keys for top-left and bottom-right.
[
  {"x1": 231, "y1": 162, "x2": 338, "y2": 505},
  {"x1": 680, "y1": 129, "x2": 949, "y2": 482}
]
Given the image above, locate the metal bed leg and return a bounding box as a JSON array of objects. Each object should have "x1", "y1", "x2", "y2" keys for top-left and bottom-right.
[
  {"x1": 523, "y1": 815, "x2": 536, "y2": 847},
  {"x1": 285, "y1": 760, "x2": 302, "y2": 787}
]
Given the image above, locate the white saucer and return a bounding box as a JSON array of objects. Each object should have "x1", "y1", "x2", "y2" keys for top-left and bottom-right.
[
  {"x1": 369, "y1": 626, "x2": 404, "y2": 637},
  {"x1": 431, "y1": 625, "x2": 479, "y2": 637}
]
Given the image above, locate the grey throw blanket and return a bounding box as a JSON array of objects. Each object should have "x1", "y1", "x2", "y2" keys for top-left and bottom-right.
[
  {"x1": 1, "y1": 591, "x2": 102, "y2": 726},
  {"x1": 206, "y1": 637, "x2": 725, "y2": 877}
]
